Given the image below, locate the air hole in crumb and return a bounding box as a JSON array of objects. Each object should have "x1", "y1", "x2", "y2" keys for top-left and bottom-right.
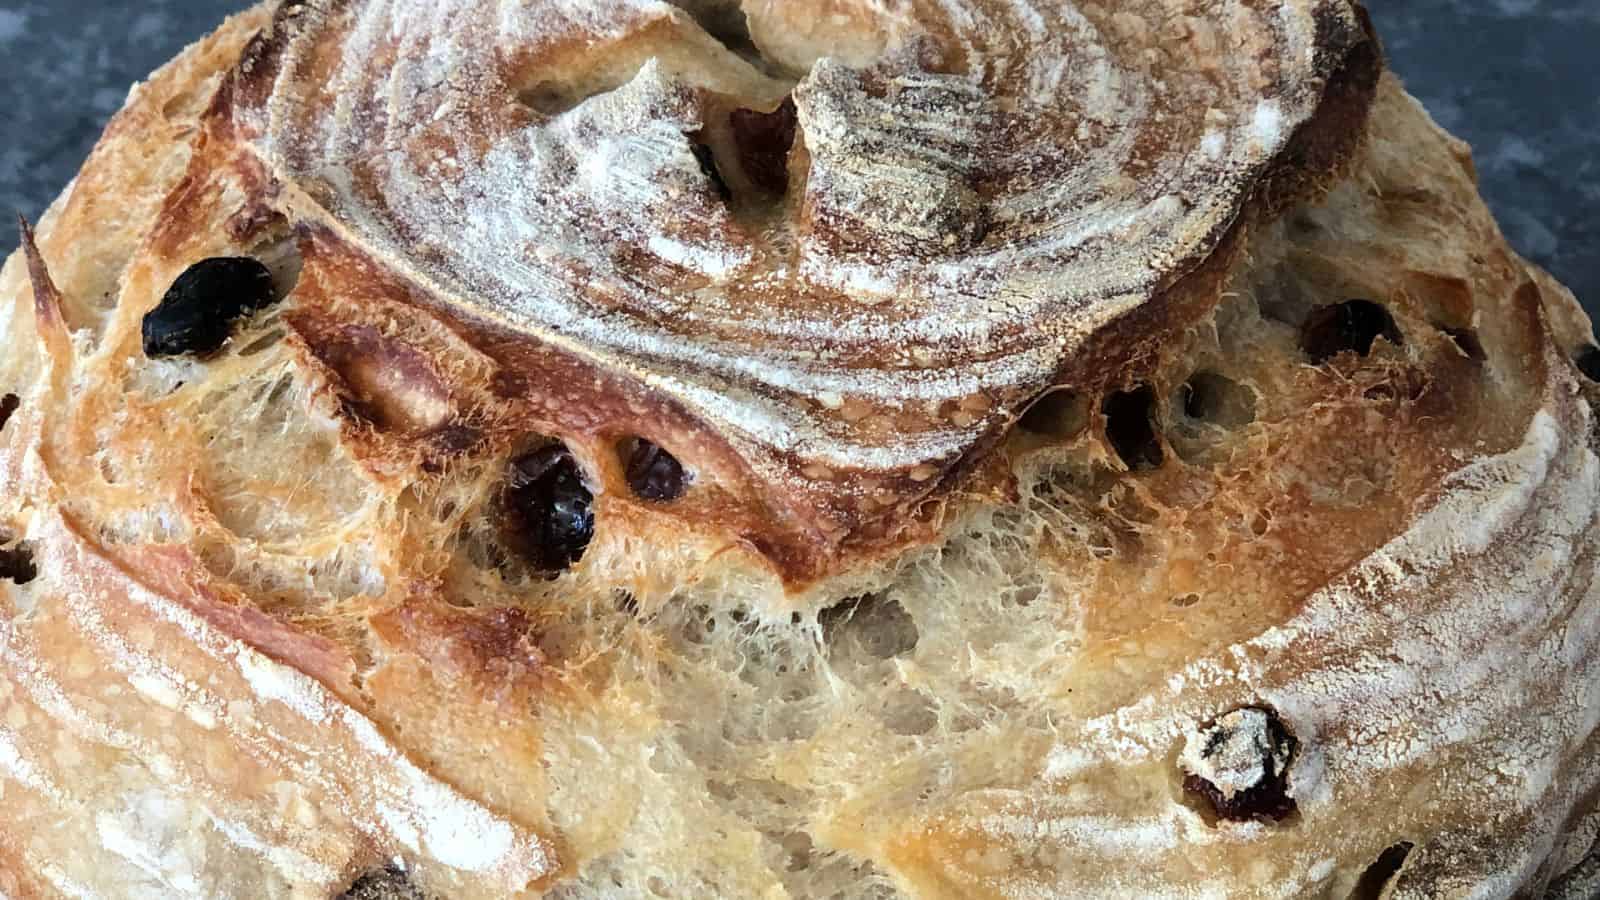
[
  {"x1": 819, "y1": 593, "x2": 918, "y2": 660},
  {"x1": 1181, "y1": 373, "x2": 1256, "y2": 428},
  {"x1": 1300, "y1": 300, "x2": 1402, "y2": 364},
  {"x1": 648, "y1": 875, "x2": 670, "y2": 897},
  {"x1": 667, "y1": 0, "x2": 760, "y2": 58},
  {"x1": 777, "y1": 831, "x2": 815, "y2": 872},
  {"x1": 882, "y1": 688, "x2": 938, "y2": 735},
  {"x1": 1440, "y1": 326, "x2": 1485, "y2": 362},
  {"x1": 728, "y1": 98, "x2": 797, "y2": 198},
  {"x1": 501, "y1": 444, "x2": 594, "y2": 575},
  {"x1": 1575, "y1": 345, "x2": 1600, "y2": 383},
  {"x1": 0, "y1": 543, "x2": 36, "y2": 585},
  {"x1": 621, "y1": 437, "x2": 689, "y2": 502},
  {"x1": 1250, "y1": 510, "x2": 1272, "y2": 537},
  {"x1": 237, "y1": 328, "x2": 286, "y2": 358},
  {"x1": 0, "y1": 394, "x2": 18, "y2": 433},
  {"x1": 1018, "y1": 389, "x2": 1089, "y2": 439},
  {"x1": 337, "y1": 866, "x2": 424, "y2": 900},
  {"x1": 1104, "y1": 386, "x2": 1164, "y2": 470},
  {"x1": 1348, "y1": 842, "x2": 1415, "y2": 900},
  {"x1": 690, "y1": 139, "x2": 734, "y2": 203}
]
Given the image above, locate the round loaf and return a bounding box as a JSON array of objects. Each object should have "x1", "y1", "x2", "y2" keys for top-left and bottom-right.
[{"x1": 0, "y1": 1, "x2": 1596, "y2": 898}]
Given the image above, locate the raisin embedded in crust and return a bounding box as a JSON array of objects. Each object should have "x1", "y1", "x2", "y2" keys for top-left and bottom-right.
[
  {"x1": 503, "y1": 445, "x2": 595, "y2": 574},
  {"x1": 624, "y1": 439, "x2": 688, "y2": 502},
  {"x1": 1180, "y1": 706, "x2": 1298, "y2": 823},
  {"x1": 142, "y1": 257, "x2": 279, "y2": 358}
]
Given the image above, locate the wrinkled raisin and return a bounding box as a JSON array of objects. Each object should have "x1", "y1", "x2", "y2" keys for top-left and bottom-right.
[
  {"x1": 625, "y1": 439, "x2": 688, "y2": 502},
  {"x1": 142, "y1": 257, "x2": 277, "y2": 358},
  {"x1": 503, "y1": 445, "x2": 594, "y2": 574},
  {"x1": 1180, "y1": 706, "x2": 1298, "y2": 823}
]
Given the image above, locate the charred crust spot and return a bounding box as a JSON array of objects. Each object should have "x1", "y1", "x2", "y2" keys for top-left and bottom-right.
[
  {"x1": 1300, "y1": 300, "x2": 1402, "y2": 364},
  {"x1": 1349, "y1": 842, "x2": 1415, "y2": 900},
  {"x1": 1181, "y1": 706, "x2": 1298, "y2": 825},
  {"x1": 0, "y1": 394, "x2": 19, "y2": 433},
  {"x1": 1575, "y1": 345, "x2": 1600, "y2": 383},
  {"x1": 690, "y1": 138, "x2": 733, "y2": 204},
  {"x1": 337, "y1": 866, "x2": 425, "y2": 900},
  {"x1": 0, "y1": 542, "x2": 36, "y2": 586},
  {"x1": 728, "y1": 97, "x2": 797, "y2": 197},
  {"x1": 142, "y1": 257, "x2": 279, "y2": 358},
  {"x1": 622, "y1": 438, "x2": 689, "y2": 502},
  {"x1": 1103, "y1": 386, "x2": 1164, "y2": 470},
  {"x1": 502, "y1": 445, "x2": 595, "y2": 574}
]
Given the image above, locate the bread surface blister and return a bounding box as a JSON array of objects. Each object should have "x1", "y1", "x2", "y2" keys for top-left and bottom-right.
[{"x1": 0, "y1": 1, "x2": 1597, "y2": 898}]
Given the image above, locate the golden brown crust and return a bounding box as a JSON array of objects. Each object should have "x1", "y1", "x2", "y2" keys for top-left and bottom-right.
[{"x1": 0, "y1": 2, "x2": 1596, "y2": 899}]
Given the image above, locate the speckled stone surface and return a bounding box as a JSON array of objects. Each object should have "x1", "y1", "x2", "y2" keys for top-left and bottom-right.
[{"x1": 0, "y1": 1, "x2": 1594, "y2": 321}]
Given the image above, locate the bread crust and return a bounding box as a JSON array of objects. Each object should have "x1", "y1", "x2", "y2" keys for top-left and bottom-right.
[{"x1": 0, "y1": 2, "x2": 1595, "y2": 899}]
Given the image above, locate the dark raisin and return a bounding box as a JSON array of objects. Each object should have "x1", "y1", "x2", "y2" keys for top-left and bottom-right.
[
  {"x1": 729, "y1": 97, "x2": 797, "y2": 197},
  {"x1": 624, "y1": 439, "x2": 688, "y2": 502},
  {"x1": 0, "y1": 543, "x2": 37, "y2": 585},
  {"x1": 1575, "y1": 345, "x2": 1600, "y2": 383},
  {"x1": 503, "y1": 445, "x2": 594, "y2": 574},
  {"x1": 0, "y1": 393, "x2": 18, "y2": 433},
  {"x1": 1300, "y1": 299, "x2": 1402, "y2": 364},
  {"x1": 142, "y1": 257, "x2": 278, "y2": 358},
  {"x1": 1180, "y1": 706, "x2": 1298, "y2": 824},
  {"x1": 690, "y1": 140, "x2": 733, "y2": 203},
  {"x1": 1103, "y1": 386, "x2": 1164, "y2": 470},
  {"x1": 338, "y1": 866, "x2": 425, "y2": 900}
]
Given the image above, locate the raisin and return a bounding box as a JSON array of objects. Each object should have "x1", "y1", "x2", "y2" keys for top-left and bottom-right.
[
  {"x1": 1300, "y1": 299, "x2": 1402, "y2": 364},
  {"x1": 1180, "y1": 706, "x2": 1298, "y2": 824},
  {"x1": 624, "y1": 439, "x2": 688, "y2": 502},
  {"x1": 0, "y1": 393, "x2": 18, "y2": 433},
  {"x1": 503, "y1": 445, "x2": 594, "y2": 574},
  {"x1": 0, "y1": 543, "x2": 36, "y2": 585},
  {"x1": 142, "y1": 257, "x2": 277, "y2": 358}
]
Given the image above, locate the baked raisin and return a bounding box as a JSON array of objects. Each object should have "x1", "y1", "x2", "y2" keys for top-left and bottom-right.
[
  {"x1": 142, "y1": 257, "x2": 277, "y2": 358},
  {"x1": 504, "y1": 446, "x2": 594, "y2": 573},
  {"x1": 1180, "y1": 706, "x2": 1298, "y2": 823},
  {"x1": 625, "y1": 439, "x2": 688, "y2": 502}
]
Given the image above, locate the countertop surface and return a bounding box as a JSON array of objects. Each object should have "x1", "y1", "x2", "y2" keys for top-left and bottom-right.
[{"x1": 0, "y1": 0, "x2": 1594, "y2": 322}]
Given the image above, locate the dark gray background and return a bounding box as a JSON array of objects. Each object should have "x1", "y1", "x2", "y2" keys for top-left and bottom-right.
[{"x1": 0, "y1": 1, "x2": 1594, "y2": 321}]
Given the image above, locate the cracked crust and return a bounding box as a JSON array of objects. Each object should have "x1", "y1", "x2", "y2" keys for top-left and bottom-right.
[{"x1": 0, "y1": 2, "x2": 1596, "y2": 899}]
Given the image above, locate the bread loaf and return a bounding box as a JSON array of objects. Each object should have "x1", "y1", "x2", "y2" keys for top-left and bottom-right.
[{"x1": 0, "y1": 1, "x2": 1596, "y2": 897}]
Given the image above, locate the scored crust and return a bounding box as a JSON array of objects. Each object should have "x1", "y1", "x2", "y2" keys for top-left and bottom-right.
[{"x1": 0, "y1": 1, "x2": 1596, "y2": 899}]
